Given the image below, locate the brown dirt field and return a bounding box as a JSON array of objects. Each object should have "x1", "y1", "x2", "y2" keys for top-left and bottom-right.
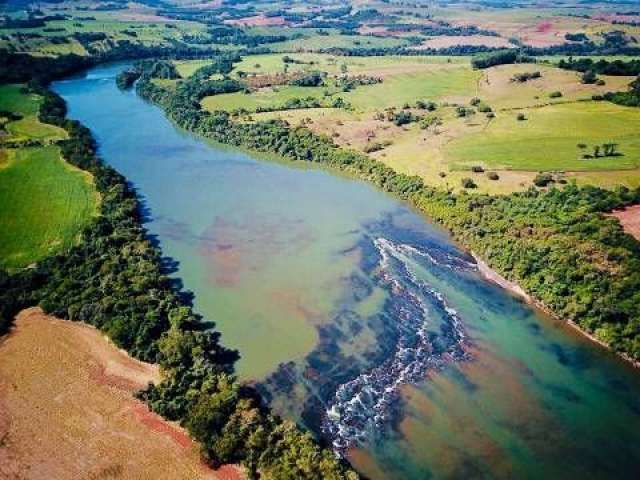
[
  {"x1": 413, "y1": 35, "x2": 515, "y2": 49},
  {"x1": 610, "y1": 205, "x2": 640, "y2": 242},
  {"x1": 0, "y1": 308, "x2": 240, "y2": 480},
  {"x1": 225, "y1": 15, "x2": 287, "y2": 27}
]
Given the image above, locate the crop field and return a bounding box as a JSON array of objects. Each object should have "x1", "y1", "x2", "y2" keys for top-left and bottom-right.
[
  {"x1": 0, "y1": 146, "x2": 99, "y2": 269},
  {"x1": 0, "y1": 308, "x2": 220, "y2": 480}
]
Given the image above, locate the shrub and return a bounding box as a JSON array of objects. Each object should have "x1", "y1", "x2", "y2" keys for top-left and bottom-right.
[
  {"x1": 471, "y1": 165, "x2": 484, "y2": 173},
  {"x1": 516, "y1": 113, "x2": 527, "y2": 121},
  {"x1": 581, "y1": 70, "x2": 597, "y2": 84},
  {"x1": 461, "y1": 177, "x2": 477, "y2": 188},
  {"x1": 487, "y1": 171, "x2": 500, "y2": 180},
  {"x1": 533, "y1": 173, "x2": 554, "y2": 187},
  {"x1": 549, "y1": 91, "x2": 562, "y2": 98}
]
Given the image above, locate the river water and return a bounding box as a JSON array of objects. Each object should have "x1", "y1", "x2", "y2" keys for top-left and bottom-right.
[{"x1": 53, "y1": 64, "x2": 640, "y2": 479}]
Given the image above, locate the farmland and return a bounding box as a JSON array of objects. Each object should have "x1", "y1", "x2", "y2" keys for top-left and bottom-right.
[
  {"x1": 0, "y1": 146, "x2": 98, "y2": 269},
  {"x1": 0, "y1": 308, "x2": 223, "y2": 480},
  {"x1": 193, "y1": 53, "x2": 640, "y2": 193},
  {"x1": 0, "y1": 85, "x2": 98, "y2": 269}
]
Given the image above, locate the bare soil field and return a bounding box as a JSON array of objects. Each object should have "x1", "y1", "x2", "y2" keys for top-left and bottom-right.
[
  {"x1": 0, "y1": 308, "x2": 241, "y2": 480},
  {"x1": 413, "y1": 35, "x2": 514, "y2": 49},
  {"x1": 610, "y1": 205, "x2": 640, "y2": 242},
  {"x1": 225, "y1": 15, "x2": 288, "y2": 27}
]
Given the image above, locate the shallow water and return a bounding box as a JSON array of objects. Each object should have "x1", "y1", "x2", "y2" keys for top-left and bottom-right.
[{"x1": 54, "y1": 64, "x2": 640, "y2": 479}]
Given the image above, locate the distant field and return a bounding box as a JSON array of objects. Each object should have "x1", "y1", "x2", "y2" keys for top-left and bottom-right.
[
  {"x1": 202, "y1": 54, "x2": 479, "y2": 112},
  {"x1": 446, "y1": 102, "x2": 640, "y2": 171},
  {"x1": 478, "y1": 64, "x2": 634, "y2": 109},
  {"x1": 268, "y1": 33, "x2": 410, "y2": 52},
  {"x1": 0, "y1": 146, "x2": 99, "y2": 269},
  {"x1": 413, "y1": 35, "x2": 515, "y2": 49},
  {"x1": 0, "y1": 84, "x2": 67, "y2": 143},
  {"x1": 194, "y1": 53, "x2": 640, "y2": 193}
]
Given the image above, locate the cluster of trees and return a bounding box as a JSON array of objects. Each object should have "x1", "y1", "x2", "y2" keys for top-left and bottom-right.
[
  {"x1": 137, "y1": 56, "x2": 640, "y2": 364},
  {"x1": 334, "y1": 74, "x2": 382, "y2": 92},
  {"x1": 604, "y1": 76, "x2": 640, "y2": 107},
  {"x1": 0, "y1": 61, "x2": 357, "y2": 478},
  {"x1": 288, "y1": 71, "x2": 325, "y2": 87},
  {"x1": 205, "y1": 26, "x2": 293, "y2": 48},
  {"x1": 558, "y1": 57, "x2": 640, "y2": 76},
  {"x1": 471, "y1": 49, "x2": 532, "y2": 69},
  {"x1": 580, "y1": 142, "x2": 621, "y2": 159},
  {"x1": 511, "y1": 71, "x2": 541, "y2": 83}
]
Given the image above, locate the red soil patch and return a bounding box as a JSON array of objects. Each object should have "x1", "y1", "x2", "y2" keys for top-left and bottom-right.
[
  {"x1": 413, "y1": 35, "x2": 514, "y2": 50},
  {"x1": 610, "y1": 205, "x2": 640, "y2": 242},
  {"x1": 536, "y1": 21, "x2": 553, "y2": 33},
  {"x1": 131, "y1": 402, "x2": 194, "y2": 450}
]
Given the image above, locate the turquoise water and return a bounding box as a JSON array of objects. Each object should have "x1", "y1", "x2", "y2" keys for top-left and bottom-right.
[{"x1": 54, "y1": 64, "x2": 640, "y2": 479}]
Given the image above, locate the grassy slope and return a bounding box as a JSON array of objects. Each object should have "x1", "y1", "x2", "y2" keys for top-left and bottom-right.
[
  {"x1": 0, "y1": 146, "x2": 99, "y2": 269},
  {"x1": 0, "y1": 85, "x2": 98, "y2": 269},
  {"x1": 447, "y1": 101, "x2": 640, "y2": 171},
  {"x1": 1, "y1": 85, "x2": 68, "y2": 142}
]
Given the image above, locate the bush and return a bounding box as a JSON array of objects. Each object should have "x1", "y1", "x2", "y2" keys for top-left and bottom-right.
[
  {"x1": 533, "y1": 173, "x2": 554, "y2": 187},
  {"x1": 516, "y1": 113, "x2": 527, "y2": 121},
  {"x1": 461, "y1": 177, "x2": 477, "y2": 188},
  {"x1": 549, "y1": 91, "x2": 562, "y2": 98},
  {"x1": 471, "y1": 165, "x2": 484, "y2": 173},
  {"x1": 487, "y1": 171, "x2": 500, "y2": 180},
  {"x1": 581, "y1": 70, "x2": 597, "y2": 84}
]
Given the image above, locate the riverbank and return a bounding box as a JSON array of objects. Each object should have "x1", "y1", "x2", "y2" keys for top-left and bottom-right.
[{"x1": 473, "y1": 253, "x2": 640, "y2": 370}]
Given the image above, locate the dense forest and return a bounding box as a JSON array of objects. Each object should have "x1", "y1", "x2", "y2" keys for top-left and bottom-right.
[
  {"x1": 0, "y1": 77, "x2": 357, "y2": 479},
  {"x1": 135, "y1": 56, "x2": 640, "y2": 362}
]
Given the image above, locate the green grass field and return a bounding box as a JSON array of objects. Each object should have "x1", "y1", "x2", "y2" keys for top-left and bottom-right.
[
  {"x1": 0, "y1": 146, "x2": 99, "y2": 269},
  {"x1": 1, "y1": 85, "x2": 67, "y2": 143},
  {"x1": 268, "y1": 33, "x2": 410, "y2": 52},
  {"x1": 0, "y1": 84, "x2": 40, "y2": 115},
  {"x1": 446, "y1": 102, "x2": 640, "y2": 171},
  {"x1": 202, "y1": 54, "x2": 479, "y2": 112}
]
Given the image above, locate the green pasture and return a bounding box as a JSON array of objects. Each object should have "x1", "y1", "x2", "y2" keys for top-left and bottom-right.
[
  {"x1": 0, "y1": 146, "x2": 99, "y2": 270},
  {"x1": 202, "y1": 56, "x2": 479, "y2": 112},
  {"x1": 446, "y1": 102, "x2": 640, "y2": 171},
  {"x1": 268, "y1": 33, "x2": 410, "y2": 52},
  {"x1": 202, "y1": 85, "x2": 329, "y2": 111},
  {"x1": 0, "y1": 85, "x2": 67, "y2": 142}
]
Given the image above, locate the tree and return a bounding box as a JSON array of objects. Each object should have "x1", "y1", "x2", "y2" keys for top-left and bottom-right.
[
  {"x1": 581, "y1": 70, "x2": 597, "y2": 84},
  {"x1": 603, "y1": 143, "x2": 619, "y2": 157},
  {"x1": 461, "y1": 177, "x2": 477, "y2": 188},
  {"x1": 533, "y1": 173, "x2": 554, "y2": 187}
]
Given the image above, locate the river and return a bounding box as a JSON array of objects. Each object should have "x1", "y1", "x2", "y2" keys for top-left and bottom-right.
[{"x1": 53, "y1": 63, "x2": 640, "y2": 479}]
